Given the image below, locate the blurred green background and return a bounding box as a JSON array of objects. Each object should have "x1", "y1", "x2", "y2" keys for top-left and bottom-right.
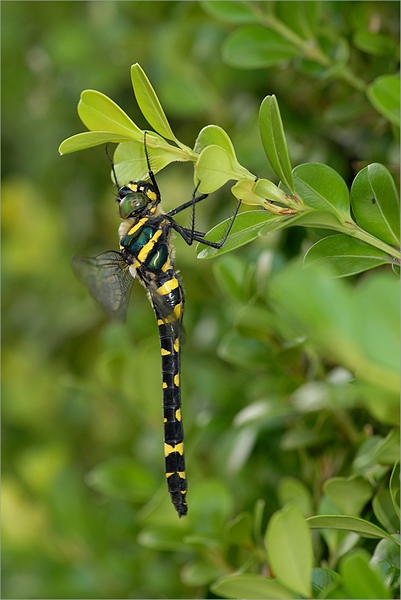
[{"x1": 2, "y1": 2, "x2": 399, "y2": 599}]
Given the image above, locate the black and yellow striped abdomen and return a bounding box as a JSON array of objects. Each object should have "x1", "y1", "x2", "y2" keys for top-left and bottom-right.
[{"x1": 119, "y1": 214, "x2": 188, "y2": 517}]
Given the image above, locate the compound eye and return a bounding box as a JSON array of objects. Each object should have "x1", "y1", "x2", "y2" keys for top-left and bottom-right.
[{"x1": 119, "y1": 192, "x2": 148, "y2": 219}]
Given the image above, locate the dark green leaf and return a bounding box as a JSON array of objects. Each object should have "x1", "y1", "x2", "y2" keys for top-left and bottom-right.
[
  {"x1": 222, "y1": 25, "x2": 298, "y2": 69},
  {"x1": 307, "y1": 515, "x2": 397, "y2": 543},
  {"x1": 340, "y1": 549, "x2": 391, "y2": 599},
  {"x1": 372, "y1": 491, "x2": 400, "y2": 534},
  {"x1": 259, "y1": 95, "x2": 294, "y2": 190},
  {"x1": 293, "y1": 163, "x2": 350, "y2": 217},
  {"x1": 218, "y1": 331, "x2": 271, "y2": 369},
  {"x1": 353, "y1": 31, "x2": 398, "y2": 57},
  {"x1": 197, "y1": 211, "x2": 282, "y2": 259},
  {"x1": 276, "y1": 1, "x2": 320, "y2": 39},
  {"x1": 367, "y1": 75, "x2": 400, "y2": 126},
  {"x1": 311, "y1": 568, "x2": 342, "y2": 597},
  {"x1": 370, "y1": 537, "x2": 401, "y2": 587},
  {"x1": 390, "y1": 462, "x2": 400, "y2": 519},
  {"x1": 265, "y1": 504, "x2": 313, "y2": 597},
  {"x1": 211, "y1": 574, "x2": 296, "y2": 599},
  {"x1": 351, "y1": 163, "x2": 400, "y2": 246},
  {"x1": 304, "y1": 234, "x2": 392, "y2": 277}
]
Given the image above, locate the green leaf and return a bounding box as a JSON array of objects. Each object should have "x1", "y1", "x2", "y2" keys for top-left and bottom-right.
[
  {"x1": 367, "y1": 75, "x2": 400, "y2": 126},
  {"x1": 277, "y1": 477, "x2": 313, "y2": 517},
  {"x1": 323, "y1": 475, "x2": 374, "y2": 516},
  {"x1": 211, "y1": 574, "x2": 296, "y2": 599},
  {"x1": 223, "y1": 25, "x2": 299, "y2": 69},
  {"x1": 194, "y1": 125, "x2": 252, "y2": 185},
  {"x1": 276, "y1": 1, "x2": 320, "y2": 39},
  {"x1": 78, "y1": 90, "x2": 142, "y2": 137},
  {"x1": 130, "y1": 63, "x2": 180, "y2": 144},
  {"x1": 197, "y1": 211, "x2": 283, "y2": 259},
  {"x1": 137, "y1": 526, "x2": 188, "y2": 552},
  {"x1": 265, "y1": 504, "x2": 313, "y2": 597},
  {"x1": 259, "y1": 96, "x2": 294, "y2": 191},
  {"x1": 307, "y1": 515, "x2": 397, "y2": 543},
  {"x1": 293, "y1": 163, "x2": 350, "y2": 217},
  {"x1": 224, "y1": 512, "x2": 253, "y2": 546},
  {"x1": 340, "y1": 549, "x2": 391, "y2": 599},
  {"x1": 372, "y1": 491, "x2": 400, "y2": 534},
  {"x1": 218, "y1": 331, "x2": 271, "y2": 369},
  {"x1": 304, "y1": 234, "x2": 392, "y2": 277},
  {"x1": 194, "y1": 124, "x2": 237, "y2": 158},
  {"x1": 181, "y1": 559, "x2": 223, "y2": 587},
  {"x1": 58, "y1": 131, "x2": 135, "y2": 155},
  {"x1": 195, "y1": 145, "x2": 239, "y2": 193},
  {"x1": 353, "y1": 31, "x2": 398, "y2": 57},
  {"x1": 254, "y1": 178, "x2": 292, "y2": 205},
  {"x1": 370, "y1": 537, "x2": 401, "y2": 587},
  {"x1": 86, "y1": 457, "x2": 156, "y2": 502},
  {"x1": 390, "y1": 462, "x2": 400, "y2": 519},
  {"x1": 351, "y1": 163, "x2": 400, "y2": 246},
  {"x1": 311, "y1": 568, "x2": 342, "y2": 597},
  {"x1": 231, "y1": 179, "x2": 266, "y2": 206},
  {"x1": 113, "y1": 137, "x2": 187, "y2": 184},
  {"x1": 201, "y1": 1, "x2": 259, "y2": 24}
]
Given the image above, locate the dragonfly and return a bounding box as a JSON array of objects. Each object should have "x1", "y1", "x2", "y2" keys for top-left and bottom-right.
[{"x1": 72, "y1": 136, "x2": 241, "y2": 517}]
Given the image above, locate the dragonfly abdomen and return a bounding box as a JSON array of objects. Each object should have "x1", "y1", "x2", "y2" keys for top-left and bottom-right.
[{"x1": 154, "y1": 273, "x2": 187, "y2": 517}]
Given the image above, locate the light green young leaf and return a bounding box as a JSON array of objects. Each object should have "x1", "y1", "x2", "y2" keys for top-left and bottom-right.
[
  {"x1": 231, "y1": 179, "x2": 265, "y2": 206},
  {"x1": 304, "y1": 234, "x2": 392, "y2": 277},
  {"x1": 265, "y1": 504, "x2": 313, "y2": 598},
  {"x1": 259, "y1": 96, "x2": 294, "y2": 191},
  {"x1": 211, "y1": 574, "x2": 296, "y2": 599},
  {"x1": 278, "y1": 478, "x2": 313, "y2": 517},
  {"x1": 113, "y1": 136, "x2": 189, "y2": 184},
  {"x1": 367, "y1": 75, "x2": 400, "y2": 126},
  {"x1": 323, "y1": 475, "x2": 373, "y2": 516},
  {"x1": 59, "y1": 131, "x2": 134, "y2": 155},
  {"x1": 78, "y1": 90, "x2": 142, "y2": 137},
  {"x1": 194, "y1": 124, "x2": 238, "y2": 157},
  {"x1": 195, "y1": 145, "x2": 239, "y2": 193},
  {"x1": 351, "y1": 163, "x2": 400, "y2": 246},
  {"x1": 340, "y1": 549, "x2": 391, "y2": 599},
  {"x1": 131, "y1": 63, "x2": 181, "y2": 145}
]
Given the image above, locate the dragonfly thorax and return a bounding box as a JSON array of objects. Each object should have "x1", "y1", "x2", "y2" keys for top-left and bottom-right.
[{"x1": 118, "y1": 180, "x2": 159, "y2": 219}]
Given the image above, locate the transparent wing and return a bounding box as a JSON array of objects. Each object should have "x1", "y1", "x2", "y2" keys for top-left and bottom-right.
[{"x1": 71, "y1": 250, "x2": 134, "y2": 322}]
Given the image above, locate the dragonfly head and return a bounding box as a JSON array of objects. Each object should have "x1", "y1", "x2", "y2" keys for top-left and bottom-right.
[{"x1": 118, "y1": 181, "x2": 159, "y2": 219}]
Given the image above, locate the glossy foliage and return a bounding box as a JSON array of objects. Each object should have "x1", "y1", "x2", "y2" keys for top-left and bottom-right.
[{"x1": 2, "y1": 2, "x2": 400, "y2": 599}]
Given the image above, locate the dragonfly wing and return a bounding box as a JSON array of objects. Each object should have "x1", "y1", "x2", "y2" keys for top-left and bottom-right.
[{"x1": 71, "y1": 250, "x2": 134, "y2": 322}]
